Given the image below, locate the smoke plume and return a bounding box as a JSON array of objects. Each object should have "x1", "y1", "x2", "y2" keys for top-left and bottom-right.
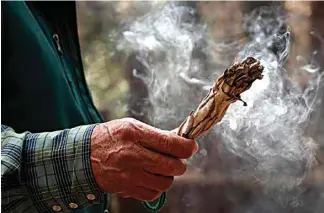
[{"x1": 114, "y1": 2, "x2": 324, "y2": 211}]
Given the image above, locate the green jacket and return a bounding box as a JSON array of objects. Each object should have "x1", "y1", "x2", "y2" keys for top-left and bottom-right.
[
  {"x1": 2, "y1": 1, "x2": 103, "y2": 132},
  {"x1": 2, "y1": 1, "x2": 108, "y2": 212}
]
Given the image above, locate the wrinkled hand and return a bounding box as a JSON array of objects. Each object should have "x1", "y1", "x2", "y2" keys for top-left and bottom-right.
[{"x1": 91, "y1": 118, "x2": 198, "y2": 201}]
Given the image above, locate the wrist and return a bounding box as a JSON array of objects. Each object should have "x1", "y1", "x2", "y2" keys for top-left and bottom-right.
[{"x1": 90, "y1": 124, "x2": 107, "y2": 192}]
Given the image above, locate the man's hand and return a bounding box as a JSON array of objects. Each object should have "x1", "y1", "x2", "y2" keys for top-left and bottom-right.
[{"x1": 90, "y1": 118, "x2": 198, "y2": 201}]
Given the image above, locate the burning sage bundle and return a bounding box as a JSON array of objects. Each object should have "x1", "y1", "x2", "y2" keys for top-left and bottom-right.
[
  {"x1": 144, "y1": 57, "x2": 264, "y2": 212},
  {"x1": 176, "y1": 56, "x2": 264, "y2": 139}
]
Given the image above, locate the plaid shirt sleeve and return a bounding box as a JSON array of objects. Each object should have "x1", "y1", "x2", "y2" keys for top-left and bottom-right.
[{"x1": 1, "y1": 124, "x2": 105, "y2": 213}]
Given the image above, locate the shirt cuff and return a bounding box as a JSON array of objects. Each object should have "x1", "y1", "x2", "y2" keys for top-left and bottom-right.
[{"x1": 23, "y1": 124, "x2": 104, "y2": 212}]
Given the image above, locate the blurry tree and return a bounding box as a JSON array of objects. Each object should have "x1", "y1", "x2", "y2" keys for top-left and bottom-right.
[
  {"x1": 77, "y1": 1, "x2": 129, "y2": 121},
  {"x1": 76, "y1": 1, "x2": 167, "y2": 121}
]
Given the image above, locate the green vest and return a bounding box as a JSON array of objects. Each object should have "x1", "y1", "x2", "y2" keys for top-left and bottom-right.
[{"x1": 2, "y1": 1, "x2": 108, "y2": 212}]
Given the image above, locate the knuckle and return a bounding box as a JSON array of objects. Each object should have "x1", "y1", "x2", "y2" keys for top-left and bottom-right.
[
  {"x1": 123, "y1": 117, "x2": 137, "y2": 124},
  {"x1": 124, "y1": 122, "x2": 134, "y2": 131},
  {"x1": 177, "y1": 159, "x2": 187, "y2": 175},
  {"x1": 161, "y1": 134, "x2": 172, "y2": 150},
  {"x1": 120, "y1": 119, "x2": 136, "y2": 137},
  {"x1": 165, "y1": 158, "x2": 186, "y2": 176},
  {"x1": 159, "y1": 133, "x2": 169, "y2": 144},
  {"x1": 166, "y1": 158, "x2": 176, "y2": 174},
  {"x1": 155, "y1": 133, "x2": 173, "y2": 154}
]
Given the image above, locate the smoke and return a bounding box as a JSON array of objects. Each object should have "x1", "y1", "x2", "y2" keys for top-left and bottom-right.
[
  {"x1": 116, "y1": 3, "x2": 208, "y2": 128},
  {"x1": 215, "y1": 6, "x2": 319, "y2": 198},
  {"x1": 114, "y1": 2, "x2": 324, "y2": 211}
]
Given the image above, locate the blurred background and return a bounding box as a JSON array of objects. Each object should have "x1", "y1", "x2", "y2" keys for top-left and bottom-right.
[{"x1": 76, "y1": 1, "x2": 324, "y2": 213}]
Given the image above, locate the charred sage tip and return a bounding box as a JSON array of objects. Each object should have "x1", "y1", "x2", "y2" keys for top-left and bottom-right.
[{"x1": 177, "y1": 57, "x2": 264, "y2": 139}]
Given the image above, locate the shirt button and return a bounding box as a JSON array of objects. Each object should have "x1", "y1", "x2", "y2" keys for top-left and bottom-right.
[
  {"x1": 52, "y1": 205, "x2": 62, "y2": 212},
  {"x1": 69, "y1": 203, "x2": 79, "y2": 209},
  {"x1": 87, "y1": 194, "x2": 96, "y2": 201}
]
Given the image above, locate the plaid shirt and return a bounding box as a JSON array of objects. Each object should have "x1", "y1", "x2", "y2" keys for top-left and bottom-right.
[{"x1": 1, "y1": 124, "x2": 104, "y2": 213}]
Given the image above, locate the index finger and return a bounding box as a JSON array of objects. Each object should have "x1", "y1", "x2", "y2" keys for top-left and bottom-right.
[{"x1": 132, "y1": 121, "x2": 199, "y2": 159}]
